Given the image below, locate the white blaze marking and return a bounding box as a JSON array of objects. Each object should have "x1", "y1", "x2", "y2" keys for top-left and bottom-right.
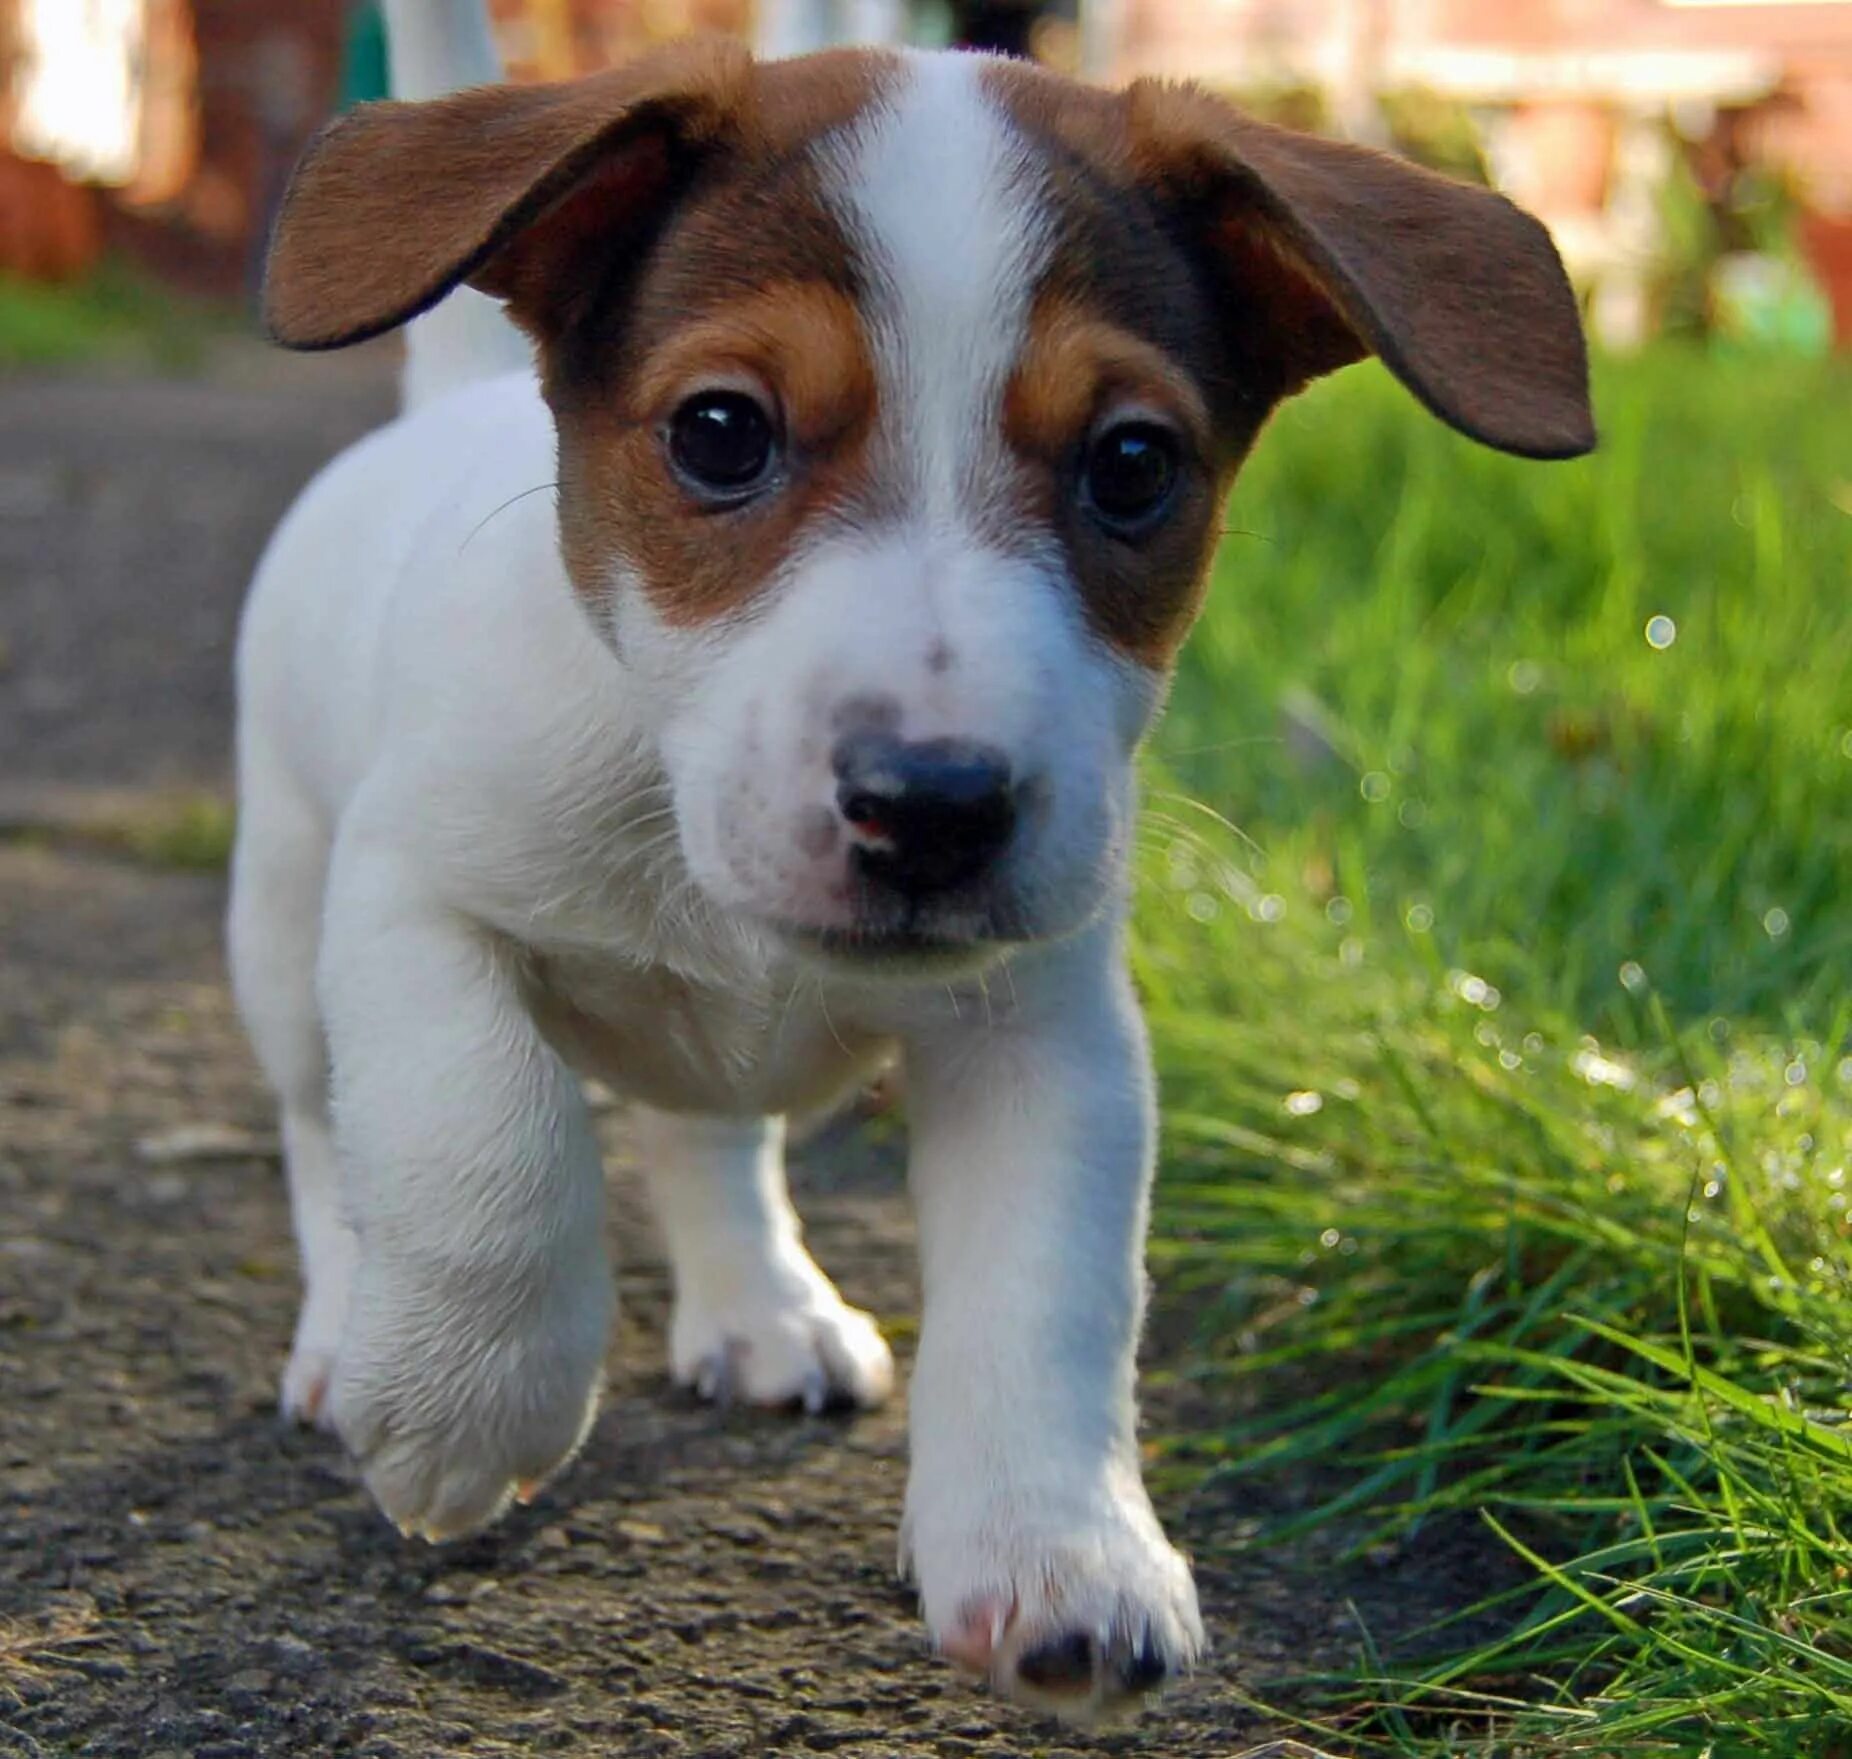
[{"x1": 823, "y1": 51, "x2": 1052, "y2": 527}]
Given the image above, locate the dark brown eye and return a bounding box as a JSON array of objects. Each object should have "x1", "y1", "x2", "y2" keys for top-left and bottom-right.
[
  {"x1": 669, "y1": 392, "x2": 775, "y2": 499},
  {"x1": 1083, "y1": 422, "x2": 1180, "y2": 532}
]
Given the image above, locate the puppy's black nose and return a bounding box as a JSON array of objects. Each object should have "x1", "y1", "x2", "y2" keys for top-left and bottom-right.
[{"x1": 833, "y1": 733, "x2": 1015, "y2": 898}]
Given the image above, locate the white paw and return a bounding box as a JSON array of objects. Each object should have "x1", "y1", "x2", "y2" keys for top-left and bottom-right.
[
  {"x1": 669, "y1": 1256, "x2": 893, "y2": 1413},
  {"x1": 903, "y1": 1479, "x2": 1204, "y2": 1723},
  {"x1": 280, "y1": 1261, "x2": 356, "y2": 1429},
  {"x1": 280, "y1": 1308, "x2": 341, "y2": 1430},
  {"x1": 329, "y1": 1252, "x2": 612, "y2": 1541}
]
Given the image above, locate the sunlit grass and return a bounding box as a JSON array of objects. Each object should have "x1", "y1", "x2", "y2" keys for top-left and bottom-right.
[
  {"x1": 1138, "y1": 345, "x2": 1852, "y2": 1755},
  {"x1": 0, "y1": 260, "x2": 223, "y2": 370}
]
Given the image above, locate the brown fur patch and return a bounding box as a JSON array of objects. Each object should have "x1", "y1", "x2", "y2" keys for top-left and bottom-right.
[
  {"x1": 629, "y1": 282, "x2": 876, "y2": 454},
  {"x1": 978, "y1": 61, "x2": 1252, "y2": 666},
  {"x1": 538, "y1": 51, "x2": 903, "y2": 626},
  {"x1": 1004, "y1": 301, "x2": 1210, "y2": 464},
  {"x1": 265, "y1": 37, "x2": 755, "y2": 349},
  {"x1": 556, "y1": 271, "x2": 884, "y2": 627},
  {"x1": 265, "y1": 40, "x2": 898, "y2": 353},
  {"x1": 1000, "y1": 298, "x2": 1226, "y2": 665},
  {"x1": 979, "y1": 57, "x2": 1590, "y2": 460},
  {"x1": 535, "y1": 54, "x2": 906, "y2": 626}
]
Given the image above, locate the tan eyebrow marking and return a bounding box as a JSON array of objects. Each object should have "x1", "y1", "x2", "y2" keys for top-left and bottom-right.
[
  {"x1": 631, "y1": 280, "x2": 876, "y2": 452},
  {"x1": 558, "y1": 278, "x2": 886, "y2": 630},
  {"x1": 1003, "y1": 297, "x2": 1210, "y2": 462}
]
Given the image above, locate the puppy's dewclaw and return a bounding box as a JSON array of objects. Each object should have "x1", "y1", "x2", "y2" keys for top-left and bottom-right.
[{"x1": 235, "y1": 0, "x2": 1590, "y2": 1723}]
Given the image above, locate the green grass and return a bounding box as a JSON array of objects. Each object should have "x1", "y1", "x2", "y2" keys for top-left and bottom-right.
[
  {"x1": 0, "y1": 260, "x2": 225, "y2": 371},
  {"x1": 1137, "y1": 346, "x2": 1852, "y2": 1756}
]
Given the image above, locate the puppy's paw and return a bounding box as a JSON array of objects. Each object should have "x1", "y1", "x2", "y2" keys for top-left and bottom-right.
[
  {"x1": 280, "y1": 1274, "x2": 353, "y2": 1430},
  {"x1": 330, "y1": 1255, "x2": 612, "y2": 1541},
  {"x1": 280, "y1": 1335, "x2": 339, "y2": 1431},
  {"x1": 669, "y1": 1257, "x2": 893, "y2": 1413},
  {"x1": 905, "y1": 1487, "x2": 1203, "y2": 1724}
]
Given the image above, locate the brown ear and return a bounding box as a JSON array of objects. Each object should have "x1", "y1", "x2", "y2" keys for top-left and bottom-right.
[
  {"x1": 1127, "y1": 83, "x2": 1595, "y2": 460},
  {"x1": 263, "y1": 36, "x2": 752, "y2": 351}
]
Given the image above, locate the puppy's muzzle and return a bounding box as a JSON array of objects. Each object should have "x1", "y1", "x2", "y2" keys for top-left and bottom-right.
[{"x1": 833, "y1": 732, "x2": 1016, "y2": 901}]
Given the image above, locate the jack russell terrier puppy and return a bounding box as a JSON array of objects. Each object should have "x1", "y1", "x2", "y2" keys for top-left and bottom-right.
[{"x1": 231, "y1": 0, "x2": 1592, "y2": 1722}]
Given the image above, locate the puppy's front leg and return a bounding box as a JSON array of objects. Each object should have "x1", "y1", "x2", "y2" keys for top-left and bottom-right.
[
  {"x1": 631, "y1": 1109, "x2": 893, "y2": 1411},
  {"x1": 318, "y1": 831, "x2": 611, "y2": 1541},
  {"x1": 901, "y1": 924, "x2": 1202, "y2": 1721}
]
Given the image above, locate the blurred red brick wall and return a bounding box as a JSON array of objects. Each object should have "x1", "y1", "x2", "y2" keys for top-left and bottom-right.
[{"x1": 104, "y1": 0, "x2": 349, "y2": 299}]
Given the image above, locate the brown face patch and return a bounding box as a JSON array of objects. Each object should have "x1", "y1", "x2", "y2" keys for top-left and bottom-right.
[
  {"x1": 526, "y1": 53, "x2": 901, "y2": 628},
  {"x1": 555, "y1": 265, "x2": 886, "y2": 626},
  {"x1": 998, "y1": 293, "x2": 1235, "y2": 666},
  {"x1": 1004, "y1": 303, "x2": 1210, "y2": 465},
  {"x1": 979, "y1": 61, "x2": 1259, "y2": 668},
  {"x1": 629, "y1": 282, "x2": 875, "y2": 455}
]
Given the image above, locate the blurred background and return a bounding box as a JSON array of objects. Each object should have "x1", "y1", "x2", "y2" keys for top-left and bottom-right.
[{"x1": 2, "y1": 0, "x2": 1850, "y2": 353}]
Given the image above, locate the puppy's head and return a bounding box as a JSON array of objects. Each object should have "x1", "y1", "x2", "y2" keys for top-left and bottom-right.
[{"x1": 267, "y1": 41, "x2": 1592, "y2": 973}]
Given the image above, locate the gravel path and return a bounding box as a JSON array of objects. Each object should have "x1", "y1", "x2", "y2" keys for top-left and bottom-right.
[{"x1": 0, "y1": 347, "x2": 1423, "y2": 1757}]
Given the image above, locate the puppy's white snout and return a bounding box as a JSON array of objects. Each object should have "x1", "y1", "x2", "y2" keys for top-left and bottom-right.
[{"x1": 832, "y1": 730, "x2": 1017, "y2": 900}]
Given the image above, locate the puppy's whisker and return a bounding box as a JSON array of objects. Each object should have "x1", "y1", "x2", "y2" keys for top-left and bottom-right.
[
  {"x1": 460, "y1": 481, "x2": 559, "y2": 552},
  {"x1": 1143, "y1": 796, "x2": 1265, "y2": 860},
  {"x1": 815, "y1": 981, "x2": 851, "y2": 1060},
  {"x1": 1156, "y1": 735, "x2": 1282, "y2": 760}
]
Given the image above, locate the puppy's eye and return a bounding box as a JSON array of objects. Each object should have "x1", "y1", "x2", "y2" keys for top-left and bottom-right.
[
  {"x1": 668, "y1": 391, "x2": 776, "y2": 499},
  {"x1": 1082, "y1": 422, "x2": 1180, "y2": 533}
]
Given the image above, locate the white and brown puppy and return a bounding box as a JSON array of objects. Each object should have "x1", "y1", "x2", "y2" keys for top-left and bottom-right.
[{"x1": 231, "y1": 0, "x2": 1591, "y2": 1723}]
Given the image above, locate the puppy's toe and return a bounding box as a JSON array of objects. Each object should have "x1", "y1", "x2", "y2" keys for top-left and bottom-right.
[
  {"x1": 328, "y1": 1261, "x2": 610, "y2": 1542},
  {"x1": 993, "y1": 1593, "x2": 1197, "y2": 1723},
  {"x1": 360, "y1": 1431, "x2": 520, "y2": 1542},
  {"x1": 807, "y1": 1303, "x2": 895, "y2": 1409},
  {"x1": 280, "y1": 1280, "x2": 351, "y2": 1430},
  {"x1": 937, "y1": 1596, "x2": 1010, "y2": 1674},
  {"x1": 1009, "y1": 1623, "x2": 1178, "y2": 1711},
  {"x1": 912, "y1": 1501, "x2": 1203, "y2": 1725},
  {"x1": 279, "y1": 1348, "x2": 338, "y2": 1429},
  {"x1": 339, "y1": 1381, "x2": 599, "y2": 1543},
  {"x1": 672, "y1": 1282, "x2": 893, "y2": 1413}
]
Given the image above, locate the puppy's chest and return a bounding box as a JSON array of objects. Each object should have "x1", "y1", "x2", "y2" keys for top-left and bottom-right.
[{"x1": 525, "y1": 951, "x2": 885, "y2": 1116}]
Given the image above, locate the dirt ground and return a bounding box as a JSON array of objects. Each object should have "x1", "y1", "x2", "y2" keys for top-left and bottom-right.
[{"x1": 0, "y1": 347, "x2": 1450, "y2": 1758}]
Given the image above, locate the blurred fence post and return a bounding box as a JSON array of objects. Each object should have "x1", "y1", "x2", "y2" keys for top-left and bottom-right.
[
  {"x1": 1079, "y1": 0, "x2": 1119, "y2": 81},
  {"x1": 755, "y1": 0, "x2": 905, "y2": 56}
]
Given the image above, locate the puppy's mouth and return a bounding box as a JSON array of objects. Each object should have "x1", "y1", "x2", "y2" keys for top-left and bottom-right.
[
  {"x1": 769, "y1": 895, "x2": 1033, "y2": 978},
  {"x1": 775, "y1": 921, "x2": 1014, "y2": 978}
]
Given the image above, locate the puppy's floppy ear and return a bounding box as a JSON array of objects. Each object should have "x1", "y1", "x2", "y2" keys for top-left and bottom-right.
[
  {"x1": 1127, "y1": 82, "x2": 1595, "y2": 459},
  {"x1": 264, "y1": 36, "x2": 752, "y2": 351}
]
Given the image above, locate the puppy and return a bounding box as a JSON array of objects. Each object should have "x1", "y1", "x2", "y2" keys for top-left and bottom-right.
[{"x1": 229, "y1": 0, "x2": 1591, "y2": 1722}]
